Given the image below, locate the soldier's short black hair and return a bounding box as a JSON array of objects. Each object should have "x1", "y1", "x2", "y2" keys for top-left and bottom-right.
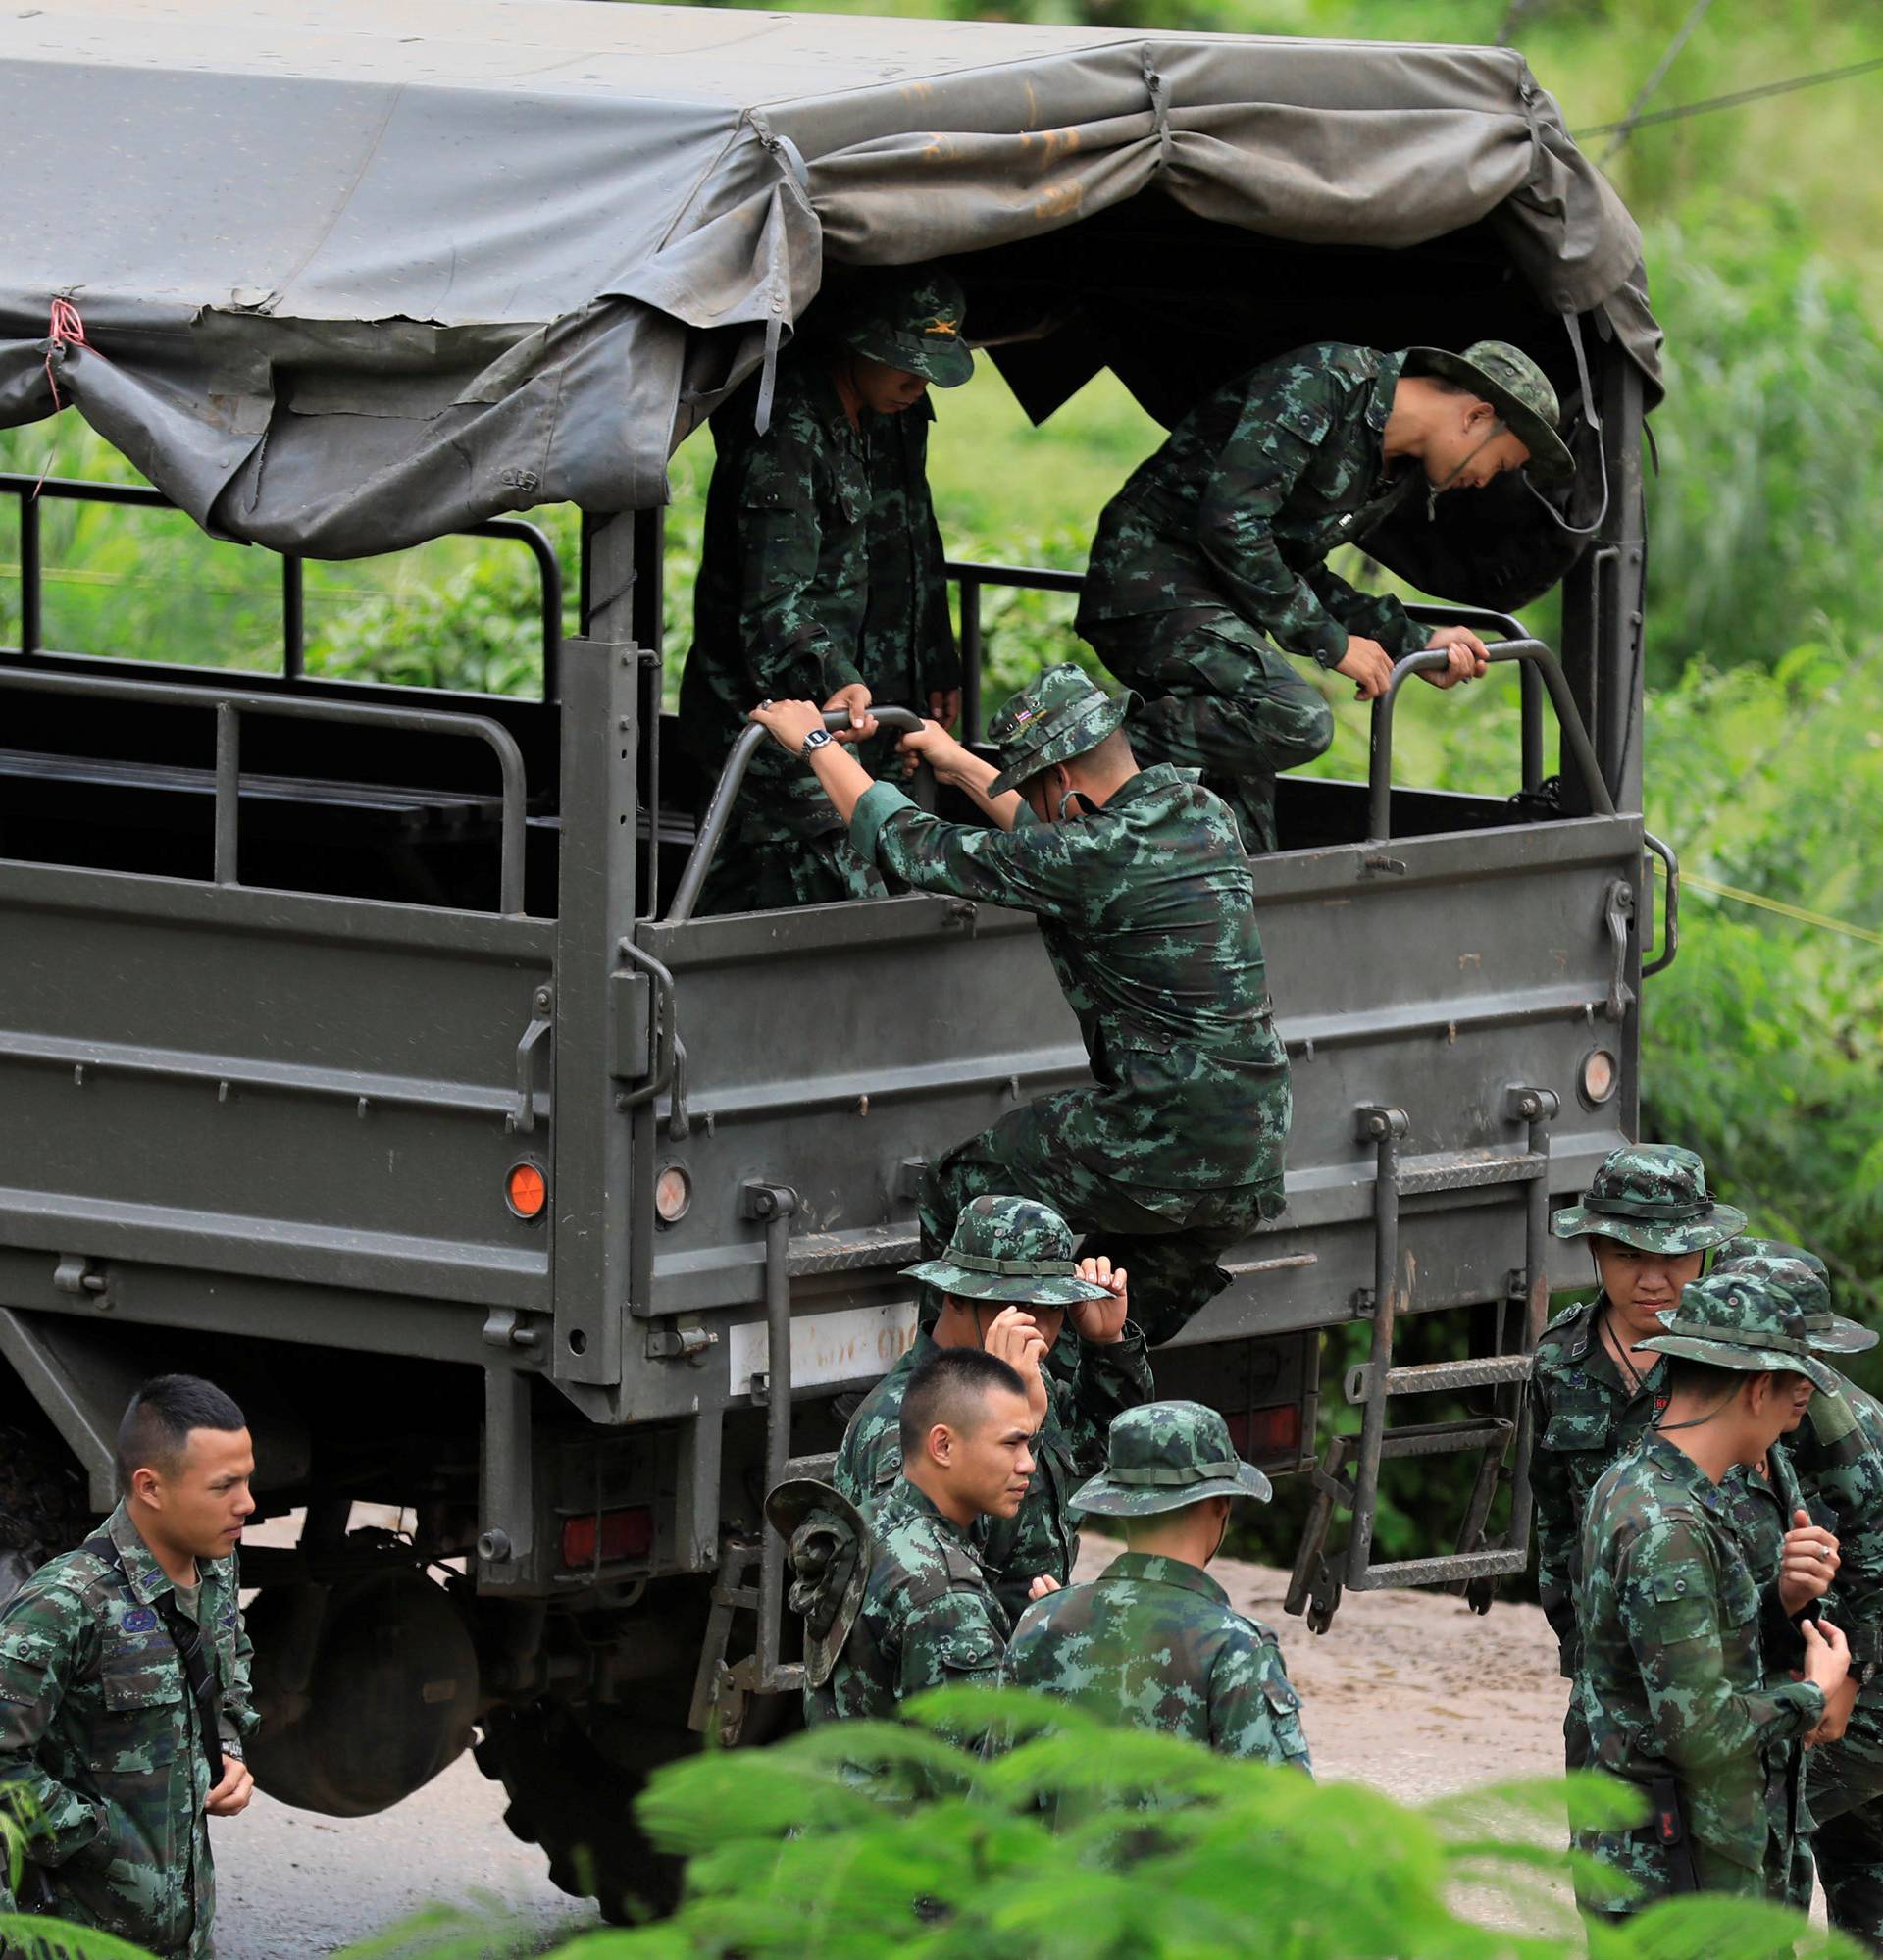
[
  {"x1": 1663, "y1": 1356, "x2": 1773, "y2": 1402},
  {"x1": 899, "y1": 1348, "x2": 1028, "y2": 1464},
  {"x1": 116, "y1": 1374, "x2": 247, "y2": 1485}
]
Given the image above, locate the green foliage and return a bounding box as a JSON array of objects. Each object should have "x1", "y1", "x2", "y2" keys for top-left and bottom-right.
[{"x1": 529, "y1": 1690, "x2": 1847, "y2": 1959}]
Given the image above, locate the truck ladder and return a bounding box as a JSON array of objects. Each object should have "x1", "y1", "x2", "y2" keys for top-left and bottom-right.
[{"x1": 1285, "y1": 1087, "x2": 1559, "y2": 1633}]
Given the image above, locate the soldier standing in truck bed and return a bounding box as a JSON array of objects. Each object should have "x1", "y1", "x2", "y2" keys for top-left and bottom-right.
[
  {"x1": 1530, "y1": 1144, "x2": 1746, "y2": 1771},
  {"x1": 1076, "y1": 339, "x2": 1574, "y2": 853},
  {"x1": 746, "y1": 663, "x2": 1290, "y2": 1347},
  {"x1": 836, "y1": 1194, "x2": 1151, "y2": 1621},
  {"x1": 679, "y1": 265, "x2": 971, "y2": 915},
  {"x1": 0, "y1": 1375, "x2": 260, "y2": 1959}
]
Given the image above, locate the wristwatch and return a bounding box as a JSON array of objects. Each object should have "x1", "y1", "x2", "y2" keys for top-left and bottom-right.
[{"x1": 800, "y1": 727, "x2": 834, "y2": 758}]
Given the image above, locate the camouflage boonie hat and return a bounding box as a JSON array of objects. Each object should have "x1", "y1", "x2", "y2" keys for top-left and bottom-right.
[
  {"x1": 1638, "y1": 1272, "x2": 1838, "y2": 1392},
  {"x1": 1071, "y1": 1401, "x2": 1274, "y2": 1518},
  {"x1": 839, "y1": 266, "x2": 974, "y2": 388},
  {"x1": 1402, "y1": 339, "x2": 1575, "y2": 485},
  {"x1": 903, "y1": 1194, "x2": 1112, "y2": 1308},
  {"x1": 987, "y1": 662, "x2": 1140, "y2": 798},
  {"x1": 1552, "y1": 1144, "x2": 1747, "y2": 1255},
  {"x1": 764, "y1": 1477, "x2": 869, "y2": 1687},
  {"x1": 1715, "y1": 1236, "x2": 1876, "y2": 1357}
]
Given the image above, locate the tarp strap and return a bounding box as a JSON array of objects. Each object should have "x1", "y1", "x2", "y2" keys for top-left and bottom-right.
[
  {"x1": 1523, "y1": 308, "x2": 1610, "y2": 539},
  {"x1": 1142, "y1": 49, "x2": 1173, "y2": 172},
  {"x1": 745, "y1": 114, "x2": 809, "y2": 438}
]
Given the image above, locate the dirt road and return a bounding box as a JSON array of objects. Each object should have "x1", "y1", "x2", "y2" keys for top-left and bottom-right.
[{"x1": 209, "y1": 1539, "x2": 1571, "y2": 1955}]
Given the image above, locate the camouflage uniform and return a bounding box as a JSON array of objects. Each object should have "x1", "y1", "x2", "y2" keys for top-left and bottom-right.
[
  {"x1": 681, "y1": 268, "x2": 969, "y2": 914},
  {"x1": 1077, "y1": 339, "x2": 1569, "y2": 853},
  {"x1": 0, "y1": 1502, "x2": 257, "y2": 1957},
  {"x1": 1714, "y1": 1239, "x2": 1883, "y2": 1945},
  {"x1": 820, "y1": 1477, "x2": 1009, "y2": 1723},
  {"x1": 836, "y1": 1197, "x2": 1153, "y2": 1622},
  {"x1": 851, "y1": 665, "x2": 1291, "y2": 1346},
  {"x1": 1005, "y1": 1402, "x2": 1309, "y2": 1770},
  {"x1": 1534, "y1": 1144, "x2": 1744, "y2": 1769},
  {"x1": 1572, "y1": 1275, "x2": 1838, "y2": 1917}
]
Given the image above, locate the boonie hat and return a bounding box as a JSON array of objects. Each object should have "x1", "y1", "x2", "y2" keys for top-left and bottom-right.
[
  {"x1": 1552, "y1": 1144, "x2": 1747, "y2": 1256},
  {"x1": 1401, "y1": 339, "x2": 1576, "y2": 485},
  {"x1": 838, "y1": 266, "x2": 974, "y2": 389},
  {"x1": 902, "y1": 1194, "x2": 1113, "y2": 1309},
  {"x1": 1637, "y1": 1272, "x2": 1838, "y2": 1392},
  {"x1": 1715, "y1": 1235, "x2": 1876, "y2": 1357},
  {"x1": 1071, "y1": 1401, "x2": 1274, "y2": 1518},
  {"x1": 763, "y1": 1477, "x2": 869, "y2": 1688},
  {"x1": 987, "y1": 662, "x2": 1140, "y2": 798}
]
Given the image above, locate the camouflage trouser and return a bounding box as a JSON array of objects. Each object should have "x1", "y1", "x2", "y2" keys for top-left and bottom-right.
[
  {"x1": 918, "y1": 1093, "x2": 1282, "y2": 1347},
  {"x1": 1083, "y1": 608, "x2": 1335, "y2": 854},
  {"x1": 1807, "y1": 1697, "x2": 1883, "y2": 1946}
]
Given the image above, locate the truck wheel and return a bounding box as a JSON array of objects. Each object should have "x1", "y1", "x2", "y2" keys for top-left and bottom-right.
[
  {"x1": 0, "y1": 1421, "x2": 93, "y2": 1609},
  {"x1": 474, "y1": 1701, "x2": 693, "y2": 1922}
]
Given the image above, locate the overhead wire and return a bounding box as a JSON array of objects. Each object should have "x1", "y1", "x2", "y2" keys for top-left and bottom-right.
[
  {"x1": 1598, "y1": 0, "x2": 1716, "y2": 161},
  {"x1": 1577, "y1": 54, "x2": 1883, "y2": 140},
  {"x1": 1681, "y1": 872, "x2": 1883, "y2": 953}
]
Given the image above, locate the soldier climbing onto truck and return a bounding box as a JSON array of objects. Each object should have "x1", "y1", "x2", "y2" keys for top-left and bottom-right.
[
  {"x1": 1076, "y1": 339, "x2": 1575, "y2": 852},
  {"x1": 678, "y1": 265, "x2": 972, "y2": 915},
  {"x1": 747, "y1": 661, "x2": 1290, "y2": 1350},
  {"x1": 836, "y1": 1195, "x2": 1150, "y2": 1620}
]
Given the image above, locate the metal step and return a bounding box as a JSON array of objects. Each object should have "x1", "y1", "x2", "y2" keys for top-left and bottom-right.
[
  {"x1": 1397, "y1": 1149, "x2": 1548, "y2": 1198},
  {"x1": 1372, "y1": 1417, "x2": 1513, "y2": 1463},
  {"x1": 1349, "y1": 1546, "x2": 1529, "y2": 1592},
  {"x1": 780, "y1": 1451, "x2": 838, "y2": 1484},
  {"x1": 1382, "y1": 1354, "x2": 1534, "y2": 1396},
  {"x1": 787, "y1": 1223, "x2": 922, "y2": 1277}
]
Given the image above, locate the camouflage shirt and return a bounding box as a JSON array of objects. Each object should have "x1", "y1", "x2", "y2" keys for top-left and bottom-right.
[
  {"x1": 852, "y1": 767, "x2": 1291, "y2": 1209},
  {"x1": 1077, "y1": 343, "x2": 1425, "y2": 669},
  {"x1": 682, "y1": 354, "x2": 956, "y2": 843},
  {"x1": 1788, "y1": 1374, "x2": 1883, "y2": 1653},
  {"x1": 1004, "y1": 1551, "x2": 1310, "y2": 1770},
  {"x1": 0, "y1": 1502, "x2": 257, "y2": 1957},
  {"x1": 834, "y1": 1326, "x2": 1154, "y2": 1622},
  {"x1": 1721, "y1": 1442, "x2": 1823, "y2": 1674},
  {"x1": 820, "y1": 1478, "x2": 1010, "y2": 1723},
  {"x1": 1573, "y1": 1432, "x2": 1824, "y2": 1910},
  {"x1": 1531, "y1": 1294, "x2": 1668, "y2": 1674}
]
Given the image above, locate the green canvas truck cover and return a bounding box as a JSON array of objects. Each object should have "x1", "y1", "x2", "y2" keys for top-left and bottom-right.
[{"x1": 0, "y1": 0, "x2": 1657, "y2": 559}]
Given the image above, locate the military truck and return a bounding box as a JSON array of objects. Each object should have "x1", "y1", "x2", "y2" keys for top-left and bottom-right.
[{"x1": 0, "y1": 0, "x2": 1672, "y2": 1917}]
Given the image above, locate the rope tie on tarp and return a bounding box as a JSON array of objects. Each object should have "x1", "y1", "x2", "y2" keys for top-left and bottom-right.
[
  {"x1": 1523, "y1": 309, "x2": 1610, "y2": 540},
  {"x1": 1142, "y1": 49, "x2": 1173, "y2": 173},
  {"x1": 35, "y1": 298, "x2": 89, "y2": 495}
]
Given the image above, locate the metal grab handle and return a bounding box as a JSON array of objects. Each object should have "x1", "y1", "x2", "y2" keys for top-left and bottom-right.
[
  {"x1": 1641, "y1": 831, "x2": 1680, "y2": 977},
  {"x1": 1366, "y1": 639, "x2": 1615, "y2": 844},
  {"x1": 613, "y1": 936, "x2": 678, "y2": 1111},
  {"x1": 0, "y1": 665, "x2": 530, "y2": 913},
  {"x1": 666, "y1": 704, "x2": 927, "y2": 924}
]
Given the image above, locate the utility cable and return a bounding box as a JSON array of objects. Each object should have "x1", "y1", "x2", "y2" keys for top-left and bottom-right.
[
  {"x1": 1599, "y1": 0, "x2": 1716, "y2": 161},
  {"x1": 1578, "y1": 54, "x2": 1883, "y2": 140},
  {"x1": 1682, "y1": 871, "x2": 1883, "y2": 952}
]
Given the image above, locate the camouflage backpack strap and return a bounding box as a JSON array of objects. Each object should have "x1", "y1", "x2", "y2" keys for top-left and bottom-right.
[{"x1": 81, "y1": 1532, "x2": 225, "y2": 1785}]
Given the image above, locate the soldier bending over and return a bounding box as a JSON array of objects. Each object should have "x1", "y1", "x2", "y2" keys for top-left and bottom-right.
[
  {"x1": 748, "y1": 663, "x2": 1289, "y2": 1346},
  {"x1": 1078, "y1": 339, "x2": 1573, "y2": 851}
]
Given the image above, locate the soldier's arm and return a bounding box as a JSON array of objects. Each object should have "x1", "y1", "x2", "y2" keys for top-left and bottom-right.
[
  {"x1": 1620, "y1": 1520, "x2": 1824, "y2": 1775},
  {"x1": 731, "y1": 439, "x2": 865, "y2": 703},
  {"x1": 1209, "y1": 1631, "x2": 1313, "y2": 1773},
  {"x1": 0, "y1": 1583, "x2": 109, "y2": 1866},
  {"x1": 848, "y1": 783, "x2": 1091, "y2": 924},
  {"x1": 1057, "y1": 1329, "x2": 1154, "y2": 1478},
  {"x1": 897, "y1": 1587, "x2": 1007, "y2": 1703},
  {"x1": 1298, "y1": 562, "x2": 1426, "y2": 659},
  {"x1": 904, "y1": 412, "x2": 962, "y2": 695},
  {"x1": 222, "y1": 1581, "x2": 260, "y2": 1749},
  {"x1": 1525, "y1": 1364, "x2": 1580, "y2": 1665},
  {"x1": 1195, "y1": 380, "x2": 1355, "y2": 668}
]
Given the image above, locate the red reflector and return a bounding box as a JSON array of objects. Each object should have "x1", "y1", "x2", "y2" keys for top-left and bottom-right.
[
  {"x1": 561, "y1": 1508, "x2": 654, "y2": 1569},
  {"x1": 1226, "y1": 1404, "x2": 1303, "y2": 1461},
  {"x1": 505, "y1": 1162, "x2": 547, "y2": 1220}
]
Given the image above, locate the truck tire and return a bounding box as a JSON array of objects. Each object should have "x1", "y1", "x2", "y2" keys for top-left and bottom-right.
[
  {"x1": 0, "y1": 1421, "x2": 94, "y2": 1609},
  {"x1": 474, "y1": 1701, "x2": 692, "y2": 1922}
]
